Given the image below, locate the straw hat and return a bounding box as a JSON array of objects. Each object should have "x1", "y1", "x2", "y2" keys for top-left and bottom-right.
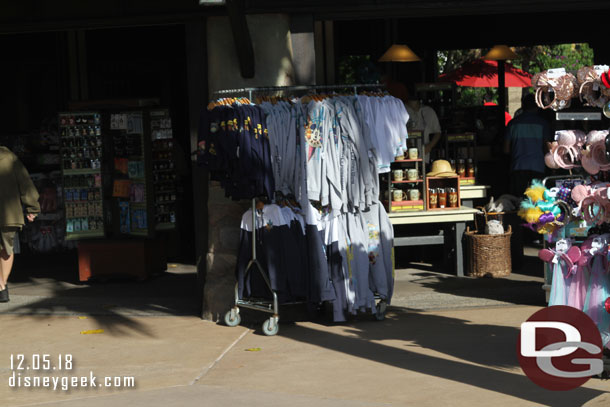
[{"x1": 426, "y1": 159, "x2": 457, "y2": 177}]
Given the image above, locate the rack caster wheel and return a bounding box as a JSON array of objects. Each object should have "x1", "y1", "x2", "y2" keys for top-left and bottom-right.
[
  {"x1": 224, "y1": 308, "x2": 241, "y2": 327},
  {"x1": 262, "y1": 317, "x2": 279, "y2": 336},
  {"x1": 375, "y1": 301, "x2": 387, "y2": 321}
]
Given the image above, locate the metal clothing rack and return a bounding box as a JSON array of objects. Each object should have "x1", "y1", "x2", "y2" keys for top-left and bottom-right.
[
  {"x1": 218, "y1": 84, "x2": 388, "y2": 336},
  {"x1": 213, "y1": 83, "x2": 385, "y2": 101}
]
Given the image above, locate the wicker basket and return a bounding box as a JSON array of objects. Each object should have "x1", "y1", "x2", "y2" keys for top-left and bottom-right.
[
  {"x1": 474, "y1": 207, "x2": 505, "y2": 234},
  {"x1": 465, "y1": 225, "x2": 512, "y2": 278}
]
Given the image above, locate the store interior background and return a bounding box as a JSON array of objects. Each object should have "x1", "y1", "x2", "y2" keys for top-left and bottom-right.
[
  {"x1": 0, "y1": 26, "x2": 196, "y2": 284},
  {"x1": 3, "y1": 8, "x2": 610, "y2": 314}
]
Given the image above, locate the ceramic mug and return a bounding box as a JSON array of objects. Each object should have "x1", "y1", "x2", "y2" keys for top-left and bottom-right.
[
  {"x1": 407, "y1": 169, "x2": 418, "y2": 181},
  {"x1": 408, "y1": 148, "x2": 419, "y2": 160},
  {"x1": 393, "y1": 169, "x2": 404, "y2": 181},
  {"x1": 395, "y1": 153, "x2": 405, "y2": 161},
  {"x1": 408, "y1": 189, "x2": 420, "y2": 201},
  {"x1": 393, "y1": 189, "x2": 407, "y2": 202}
]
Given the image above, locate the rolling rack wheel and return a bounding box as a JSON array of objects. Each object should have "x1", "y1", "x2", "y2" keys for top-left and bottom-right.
[
  {"x1": 262, "y1": 316, "x2": 280, "y2": 336},
  {"x1": 224, "y1": 307, "x2": 241, "y2": 327}
]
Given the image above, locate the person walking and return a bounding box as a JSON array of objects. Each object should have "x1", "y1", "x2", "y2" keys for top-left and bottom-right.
[
  {"x1": 503, "y1": 93, "x2": 553, "y2": 196},
  {"x1": 0, "y1": 145, "x2": 40, "y2": 302}
]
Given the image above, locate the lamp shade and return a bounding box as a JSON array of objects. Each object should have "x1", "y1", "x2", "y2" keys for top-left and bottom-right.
[
  {"x1": 483, "y1": 45, "x2": 518, "y2": 61},
  {"x1": 379, "y1": 44, "x2": 421, "y2": 62}
]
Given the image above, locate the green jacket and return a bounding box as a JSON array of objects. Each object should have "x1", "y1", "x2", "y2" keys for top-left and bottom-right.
[{"x1": 0, "y1": 146, "x2": 41, "y2": 228}]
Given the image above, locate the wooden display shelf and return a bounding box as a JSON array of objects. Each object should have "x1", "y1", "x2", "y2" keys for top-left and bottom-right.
[
  {"x1": 459, "y1": 177, "x2": 476, "y2": 185},
  {"x1": 63, "y1": 168, "x2": 101, "y2": 175},
  {"x1": 383, "y1": 199, "x2": 424, "y2": 212},
  {"x1": 426, "y1": 206, "x2": 461, "y2": 211},
  {"x1": 392, "y1": 179, "x2": 423, "y2": 183},
  {"x1": 447, "y1": 132, "x2": 475, "y2": 142},
  {"x1": 393, "y1": 159, "x2": 423, "y2": 163},
  {"x1": 65, "y1": 230, "x2": 105, "y2": 240},
  {"x1": 391, "y1": 199, "x2": 423, "y2": 207},
  {"x1": 426, "y1": 176, "x2": 460, "y2": 211}
]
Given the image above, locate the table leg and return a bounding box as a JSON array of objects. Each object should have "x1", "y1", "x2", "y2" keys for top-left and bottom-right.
[{"x1": 455, "y1": 221, "x2": 466, "y2": 277}]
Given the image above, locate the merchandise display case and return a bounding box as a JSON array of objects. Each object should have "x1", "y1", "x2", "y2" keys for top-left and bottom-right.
[
  {"x1": 59, "y1": 108, "x2": 179, "y2": 240},
  {"x1": 445, "y1": 132, "x2": 477, "y2": 186},
  {"x1": 382, "y1": 131, "x2": 426, "y2": 212},
  {"x1": 425, "y1": 176, "x2": 460, "y2": 210},
  {"x1": 150, "y1": 109, "x2": 178, "y2": 231},
  {"x1": 108, "y1": 110, "x2": 154, "y2": 237},
  {"x1": 59, "y1": 112, "x2": 106, "y2": 240}
]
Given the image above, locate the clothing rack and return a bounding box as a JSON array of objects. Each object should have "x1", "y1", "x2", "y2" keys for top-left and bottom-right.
[
  {"x1": 218, "y1": 83, "x2": 388, "y2": 335},
  {"x1": 212, "y1": 83, "x2": 385, "y2": 100}
]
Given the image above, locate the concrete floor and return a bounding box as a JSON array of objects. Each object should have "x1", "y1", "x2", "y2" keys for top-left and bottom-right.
[{"x1": 1, "y1": 247, "x2": 609, "y2": 407}]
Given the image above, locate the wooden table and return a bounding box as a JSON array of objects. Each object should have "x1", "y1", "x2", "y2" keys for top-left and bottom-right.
[
  {"x1": 388, "y1": 207, "x2": 481, "y2": 277},
  {"x1": 459, "y1": 184, "x2": 490, "y2": 208}
]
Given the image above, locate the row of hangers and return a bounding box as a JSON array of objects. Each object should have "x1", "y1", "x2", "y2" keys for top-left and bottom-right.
[
  {"x1": 208, "y1": 89, "x2": 388, "y2": 110},
  {"x1": 207, "y1": 97, "x2": 252, "y2": 111}
]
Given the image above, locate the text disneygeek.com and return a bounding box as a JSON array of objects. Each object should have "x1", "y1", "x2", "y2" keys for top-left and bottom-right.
[{"x1": 8, "y1": 354, "x2": 135, "y2": 391}]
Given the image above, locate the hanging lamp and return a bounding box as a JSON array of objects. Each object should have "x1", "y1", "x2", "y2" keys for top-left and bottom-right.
[
  {"x1": 378, "y1": 44, "x2": 421, "y2": 62},
  {"x1": 483, "y1": 45, "x2": 518, "y2": 61}
]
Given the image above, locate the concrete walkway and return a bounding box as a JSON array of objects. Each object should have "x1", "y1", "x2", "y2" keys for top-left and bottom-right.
[{"x1": 1, "y1": 250, "x2": 609, "y2": 407}]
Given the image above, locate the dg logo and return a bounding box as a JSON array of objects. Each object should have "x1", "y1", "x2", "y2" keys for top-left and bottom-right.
[{"x1": 517, "y1": 306, "x2": 604, "y2": 391}]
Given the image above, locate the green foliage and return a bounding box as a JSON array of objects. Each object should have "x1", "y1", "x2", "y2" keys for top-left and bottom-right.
[
  {"x1": 455, "y1": 88, "x2": 491, "y2": 108},
  {"x1": 438, "y1": 44, "x2": 595, "y2": 107},
  {"x1": 515, "y1": 43, "x2": 594, "y2": 75},
  {"x1": 337, "y1": 55, "x2": 381, "y2": 85}
]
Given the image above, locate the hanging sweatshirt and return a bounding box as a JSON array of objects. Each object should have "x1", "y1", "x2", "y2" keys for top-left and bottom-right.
[{"x1": 304, "y1": 101, "x2": 327, "y2": 203}]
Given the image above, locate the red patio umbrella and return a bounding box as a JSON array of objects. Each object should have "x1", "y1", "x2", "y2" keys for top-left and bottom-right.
[{"x1": 438, "y1": 59, "x2": 532, "y2": 87}]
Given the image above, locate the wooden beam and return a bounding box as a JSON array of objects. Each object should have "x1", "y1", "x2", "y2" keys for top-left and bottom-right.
[
  {"x1": 225, "y1": 0, "x2": 255, "y2": 78},
  {"x1": 185, "y1": 19, "x2": 209, "y2": 317}
]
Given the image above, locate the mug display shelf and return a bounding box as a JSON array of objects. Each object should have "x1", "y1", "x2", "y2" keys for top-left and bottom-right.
[
  {"x1": 459, "y1": 177, "x2": 476, "y2": 185},
  {"x1": 391, "y1": 179, "x2": 424, "y2": 183},
  {"x1": 394, "y1": 159, "x2": 423, "y2": 163},
  {"x1": 383, "y1": 200, "x2": 425, "y2": 211},
  {"x1": 391, "y1": 199, "x2": 424, "y2": 206}
]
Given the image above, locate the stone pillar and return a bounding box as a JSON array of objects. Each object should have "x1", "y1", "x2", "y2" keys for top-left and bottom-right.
[
  {"x1": 185, "y1": 20, "x2": 209, "y2": 316},
  {"x1": 202, "y1": 14, "x2": 298, "y2": 321},
  {"x1": 289, "y1": 14, "x2": 316, "y2": 85}
]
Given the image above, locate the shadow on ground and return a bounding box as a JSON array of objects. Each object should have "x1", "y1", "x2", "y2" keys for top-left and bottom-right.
[
  {"x1": 1, "y1": 252, "x2": 200, "y2": 336},
  {"x1": 277, "y1": 306, "x2": 607, "y2": 406}
]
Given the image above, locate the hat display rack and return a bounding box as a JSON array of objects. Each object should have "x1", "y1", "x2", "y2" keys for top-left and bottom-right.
[
  {"x1": 518, "y1": 131, "x2": 610, "y2": 361},
  {"x1": 532, "y1": 64, "x2": 610, "y2": 118}
]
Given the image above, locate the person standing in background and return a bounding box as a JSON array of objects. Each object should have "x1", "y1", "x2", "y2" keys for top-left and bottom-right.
[
  {"x1": 0, "y1": 145, "x2": 40, "y2": 302},
  {"x1": 384, "y1": 78, "x2": 442, "y2": 163},
  {"x1": 404, "y1": 82, "x2": 442, "y2": 163},
  {"x1": 504, "y1": 93, "x2": 553, "y2": 196}
]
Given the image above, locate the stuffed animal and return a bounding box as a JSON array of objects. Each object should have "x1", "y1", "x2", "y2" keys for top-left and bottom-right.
[
  {"x1": 518, "y1": 180, "x2": 564, "y2": 235},
  {"x1": 485, "y1": 220, "x2": 505, "y2": 235}
]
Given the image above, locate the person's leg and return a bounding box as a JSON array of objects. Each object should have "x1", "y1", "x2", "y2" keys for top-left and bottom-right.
[
  {"x1": 0, "y1": 249, "x2": 14, "y2": 288},
  {"x1": 0, "y1": 228, "x2": 16, "y2": 290}
]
